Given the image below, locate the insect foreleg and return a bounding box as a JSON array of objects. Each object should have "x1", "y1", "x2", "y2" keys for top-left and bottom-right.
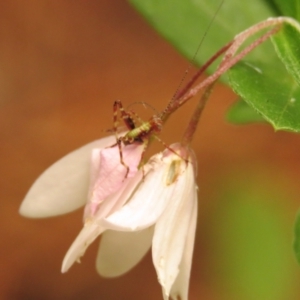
[
  {"x1": 113, "y1": 100, "x2": 138, "y2": 178},
  {"x1": 114, "y1": 100, "x2": 136, "y2": 131}
]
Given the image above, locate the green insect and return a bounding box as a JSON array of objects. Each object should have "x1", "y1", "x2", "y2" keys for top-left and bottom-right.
[{"x1": 112, "y1": 100, "x2": 163, "y2": 175}]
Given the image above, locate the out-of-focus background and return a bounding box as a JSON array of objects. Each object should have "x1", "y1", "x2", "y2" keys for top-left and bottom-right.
[{"x1": 1, "y1": 1, "x2": 300, "y2": 299}]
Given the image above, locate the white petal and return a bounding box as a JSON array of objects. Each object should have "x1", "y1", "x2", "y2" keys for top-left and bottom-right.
[
  {"x1": 96, "y1": 226, "x2": 154, "y2": 277},
  {"x1": 61, "y1": 172, "x2": 143, "y2": 272},
  {"x1": 61, "y1": 221, "x2": 105, "y2": 273},
  {"x1": 19, "y1": 136, "x2": 116, "y2": 218},
  {"x1": 152, "y1": 162, "x2": 196, "y2": 299},
  {"x1": 100, "y1": 157, "x2": 176, "y2": 231},
  {"x1": 169, "y1": 191, "x2": 198, "y2": 300}
]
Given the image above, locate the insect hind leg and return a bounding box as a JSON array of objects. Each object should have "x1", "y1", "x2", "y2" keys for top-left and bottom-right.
[{"x1": 153, "y1": 135, "x2": 191, "y2": 165}]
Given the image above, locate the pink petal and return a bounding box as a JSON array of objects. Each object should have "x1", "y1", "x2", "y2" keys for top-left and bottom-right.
[
  {"x1": 95, "y1": 171, "x2": 143, "y2": 220},
  {"x1": 19, "y1": 136, "x2": 117, "y2": 218},
  {"x1": 83, "y1": 143, "x2": 143, "y2": 220}
]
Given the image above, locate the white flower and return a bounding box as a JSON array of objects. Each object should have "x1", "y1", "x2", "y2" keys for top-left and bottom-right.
[{"x1": 20, "y1": 136, "x2": 198, "y2": 300}]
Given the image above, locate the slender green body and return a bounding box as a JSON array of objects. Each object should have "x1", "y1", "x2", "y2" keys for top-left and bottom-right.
[{"x1": 126, "y1": 121, "x2": 151, "y2": 140}]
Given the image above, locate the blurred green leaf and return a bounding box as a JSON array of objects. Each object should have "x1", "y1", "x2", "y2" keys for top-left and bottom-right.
[
  {"x1": 271, "y1": 20, "x2": 300, "y2": 85},
  {"x1": 129, "y1": 1, "x2": 300, "y2": 129},
  {"x1": 293, "y1": 210, "x2": 300, "y2": 264},
  {"x1": 226, "y1": 99, "x2": 266, "y2": 124},
  {"x1": 228, "y1": 60, "x2": 300, "y2": 132},
  {"x1": 212, "y1": 172, "x2": 295, "y2": 299},
  {"x1": 128, "y1": 0, "x2": 277, "y2": 70},
  {"x1": 271, "y1": 0, "x2": 300, "y2": 19}
]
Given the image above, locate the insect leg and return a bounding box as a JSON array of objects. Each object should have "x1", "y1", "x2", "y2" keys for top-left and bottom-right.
[
  {"x1": 114, "y1": 99, "x2": 136, "y2": 131},
  {"x1": 153, "y1": 135, "x2": 190, "y2": 165},
  {"x1": 113, "y1": 100, "x2": 135, "y2": 178}
]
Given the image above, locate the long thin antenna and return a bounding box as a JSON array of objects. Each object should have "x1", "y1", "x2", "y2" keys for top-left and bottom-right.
[
  {"x1": 160, "y1": 41, "x2": 231, "y2": 122},
  {"x1": 127, "y1": 101, "x2": 159, "y2": 114},
  {"x1": 170, "y1": 0, "x2": 225, "y2": 103}
]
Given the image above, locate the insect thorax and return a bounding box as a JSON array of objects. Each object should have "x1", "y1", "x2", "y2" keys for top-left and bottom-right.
[{"x1": 123, "y1": 122, "x2": 151, "y2": 144}]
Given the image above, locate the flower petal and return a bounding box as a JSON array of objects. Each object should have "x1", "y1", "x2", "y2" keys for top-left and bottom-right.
[
  {"x1": 100, "y1": 154, "x2": 177, "y2": 231},
  {"x1": 169, "y1": 190, "x2": 198, "y2": 300},
  {"x1": 96, "y1": 226, "x2": 154, "y2": 277},
  {"x1": 61, "y1": 222, "x2": 105, "y2": 273},
  {"x1": 95, "y1": 170, "x2": 143, "y2": 219},
  {"x1": 19, "y1": 136, "x2": 117, "y2": 218},
  {"x1": 84, "y1": 143, "x2": 143, "y2": 220},
  {"x1": 62, "y1": 172, "x2": 143, "y2": 272},
  {"x1": 152, "y1": 160, "x2": 196, "y2": 299}
]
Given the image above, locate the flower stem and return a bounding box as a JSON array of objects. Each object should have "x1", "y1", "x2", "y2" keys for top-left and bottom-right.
[
  {"x1": 178, "y1": 25, "x2": 280, "y2": 108},
  {"x1": 181, "y1": 82, "x2": 216, "y2": 146},
  {"x1": 159, "y1": 16, "x2": 295, "y2": 129},
  {"x1": 176, "y1": 17, "x2": 293, "y2": 144},
  {"x1": 160, "y1": 42, "x2": 232, "y2": 123},
  {"x1": 172, "y1": 41, "x2": 233, "y2": 102}
]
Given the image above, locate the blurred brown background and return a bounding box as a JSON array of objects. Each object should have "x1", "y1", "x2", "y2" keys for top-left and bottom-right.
[{"x1": 1, "y1": 1, "x2": 300, "y2": 299}]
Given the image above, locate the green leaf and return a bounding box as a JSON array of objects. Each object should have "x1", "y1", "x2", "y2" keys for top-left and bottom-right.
[
  {"x1": 293, "y1": 210, "x2": 300, "y2": 264},
  {"x1": 226, "y1": 99, "x2": 266, "y2": 124},
  {"x1": 129, "y1": 0, "x2": 277, "y2": 70},
  {"x1": 271, "y1": 0, "x2": 300, "y2": 19},
  {"x1": 129, "y1": 1, "x2": 300, "y2": 128},
  {"x1": 271, "y1": 20, "x2": 300, "y2": 85},
  {"x1": 228, "y1": 60, "x2": 300, "y2": 132},
  {"x1": 227, "y1": 19, "x2": 300, "y2": 126}
]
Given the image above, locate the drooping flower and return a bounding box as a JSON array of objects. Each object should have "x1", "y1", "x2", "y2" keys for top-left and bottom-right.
[{"x1": 20, "y1": 136, "x2": 198, "y2": 300}]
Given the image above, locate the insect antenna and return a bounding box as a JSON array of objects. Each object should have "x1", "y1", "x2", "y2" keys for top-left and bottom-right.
[
  {"x1": 111, "y1": 1, "x2": 225, "y2": 175},
  {"x1": 127, "y1": 101, "x2": 159, "y2": 115},
  {"x1": 170, "y1": 0, "x2": 225, "y2": 103},
  {"x1": 160, "y1": 0, "x2": 225, "y2": 123}
]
